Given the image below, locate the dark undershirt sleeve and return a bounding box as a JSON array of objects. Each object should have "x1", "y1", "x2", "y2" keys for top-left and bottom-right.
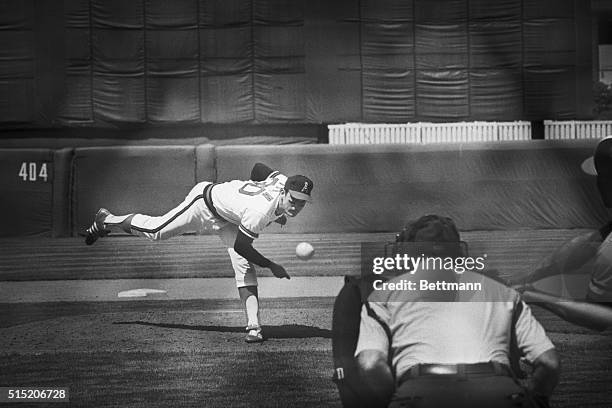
[{"x1": 234, "y1": 229, "x2": 272, "y2": 268}]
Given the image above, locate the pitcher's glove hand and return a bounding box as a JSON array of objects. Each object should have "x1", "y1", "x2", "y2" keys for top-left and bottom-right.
[{"x1": 275, "y1": 215, "x2": 287, "y2": 226}]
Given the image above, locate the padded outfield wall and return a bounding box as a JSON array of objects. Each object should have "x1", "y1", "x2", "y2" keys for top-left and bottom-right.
[
  {"x1": 0, "y1": 148, "x2": 72, "y2": 237},
  {"x1": 215, "y1": 141, "x2": 606, "y2": 233},
  {"x1": 0, "y1": 0, "x2": 593, "y2": 128},
  {"x1": 0, "y1": 140, "x2": 606, "y2": 237}
]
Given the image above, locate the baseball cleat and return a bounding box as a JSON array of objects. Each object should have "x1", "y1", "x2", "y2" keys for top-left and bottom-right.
[
  {"x1": 245, "y1": 324, "x2": 264, "y2": 343},
  {"x1": 84, "y1": 208, "x2": 111, "y2": 245}
]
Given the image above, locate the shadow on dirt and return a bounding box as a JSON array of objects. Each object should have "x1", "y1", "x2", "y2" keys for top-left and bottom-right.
[{"x1": 113, "y1": 321, "x2": 332, "y2": 339}]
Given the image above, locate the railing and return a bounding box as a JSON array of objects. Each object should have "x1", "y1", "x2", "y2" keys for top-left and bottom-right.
[
  {"x1": 328, "y1": 121, "x2": 531, "y2": 144},
  {"x1": 544, "y1": 120, "x2": 612, "y2": 140},
  {"x1": 329, "y1": 121, "x2": 612, "y2": 144}
]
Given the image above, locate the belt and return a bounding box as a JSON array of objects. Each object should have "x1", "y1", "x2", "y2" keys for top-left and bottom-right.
[
  {"x1": 203, "y1": 183, "x2": 228, "y2": 222},
  {"x1": 399, "y1": 362, "x2": 511, "y2": 384}
]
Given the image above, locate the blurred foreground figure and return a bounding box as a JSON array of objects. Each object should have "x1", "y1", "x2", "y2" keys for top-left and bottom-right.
[{"x1": 518, "y1": 137, "x2": 612, "y2": 331}]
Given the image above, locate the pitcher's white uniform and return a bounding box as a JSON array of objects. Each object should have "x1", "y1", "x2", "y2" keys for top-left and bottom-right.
[
  {"x1": 85, "y1": 164, "x2": 312, "y2": 342},
  {"x1": 212, "y1": 171, "x2": 286, "y2": 240},
  {"x1": 126, "y1": 171, "x2": 287, "y2": 287}
]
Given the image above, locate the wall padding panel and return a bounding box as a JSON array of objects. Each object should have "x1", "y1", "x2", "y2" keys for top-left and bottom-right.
[
  {"x1": 0, "y1": 148, "x2": 57, "y2": 236},
  {"x1": 72, "y1": 146, "x2": 196, "y2": 234},
  {"x1": 195, "y1": 144, "x2": 217, "y2": 182},
  {"x1": 216, "y1": 140, "x2": 604, "y2": 233}
]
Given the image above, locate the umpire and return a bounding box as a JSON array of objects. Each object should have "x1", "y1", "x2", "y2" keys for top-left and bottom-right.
[{"x1": 353, "y1": 215, "x2": 560, "y2": 408}]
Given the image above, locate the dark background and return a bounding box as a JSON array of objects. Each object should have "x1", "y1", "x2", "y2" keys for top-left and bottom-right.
[{"x1": 0, "y1": 0, "x2": 608, "y2": 132}]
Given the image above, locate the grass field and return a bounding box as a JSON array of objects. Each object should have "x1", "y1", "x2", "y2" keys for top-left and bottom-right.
[
  {"x1": 1, "y1": 299, "x2": 611, "y2": 407},
  {"x1": 1, "y1": 299, "x2": 339, "y2": 408},
  {"x1": 1, "y1": 232, "x2": 612, "y2": 407}
]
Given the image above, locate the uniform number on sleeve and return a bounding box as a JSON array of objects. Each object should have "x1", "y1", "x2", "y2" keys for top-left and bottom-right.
[
  {"x1": 19, "y1": 162, "x2": 48, "y2": 182},
  {"x1": 238, "y1": 177, "x2": 278, "y2": 201}
]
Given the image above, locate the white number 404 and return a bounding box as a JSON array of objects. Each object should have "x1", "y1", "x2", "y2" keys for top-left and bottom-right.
[{"x1": 18, "y1": 162, "x2": 48, "y2": 182}]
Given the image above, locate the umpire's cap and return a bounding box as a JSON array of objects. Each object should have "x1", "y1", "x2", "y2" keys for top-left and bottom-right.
[
  {"x1": 393, "y1": 214, "x2": 464, "y2": 258},
  {"x1": 581, "y1": 136, "x2": 612, "y2": 208},
  {"x1": 396, "y1": 214, "x2": 461, "y2": 243}
]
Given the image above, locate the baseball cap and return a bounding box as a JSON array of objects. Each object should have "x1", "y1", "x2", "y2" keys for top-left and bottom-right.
[
  {"x1": 581, "y1": 136, "x2": 612, "y2": 176},
  {"x1": 286, "y1": 175, "x2": 313, "y2": 202}
]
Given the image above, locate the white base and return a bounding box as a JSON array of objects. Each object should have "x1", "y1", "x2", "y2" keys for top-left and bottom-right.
[{"x1": 117, "y1": 288, "x2": 168, "y2": 298}]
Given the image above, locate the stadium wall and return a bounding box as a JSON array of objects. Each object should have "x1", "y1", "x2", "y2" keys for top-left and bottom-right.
[
  {"x1": 216, "y1": 141, "x2": 605, "y2": 233},
  {"x1": 0, "y1": 0, "x2": 593, "y2": 128},
  {"x1": 70, "y1": 146, "x2": 200, "y2": 236},
  {"x1": 0, "y1": 140, "x2": 606, "y2": 237},
  {"x1": 0, "y1": 148, "x2": 59, "y2": 236}
]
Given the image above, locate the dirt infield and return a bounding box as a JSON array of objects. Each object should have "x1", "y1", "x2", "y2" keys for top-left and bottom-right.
[
  {"x1": 0, "y1": 277, "x2": 345, "y2": 303},
  {"x1": 1, "y1": 231, "x2": 611, "y2": 407},
  {"x1": 1, "y1": 299, "x2": 611, "y2": 407},
  {"x1": 0, "y1": 230, "x2": 592, "y2": 282}
]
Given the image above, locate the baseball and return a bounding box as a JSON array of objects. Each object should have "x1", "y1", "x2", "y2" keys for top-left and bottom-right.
[{"x1": 296, "y1": 242, "x2": 315, "y2": 260}]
